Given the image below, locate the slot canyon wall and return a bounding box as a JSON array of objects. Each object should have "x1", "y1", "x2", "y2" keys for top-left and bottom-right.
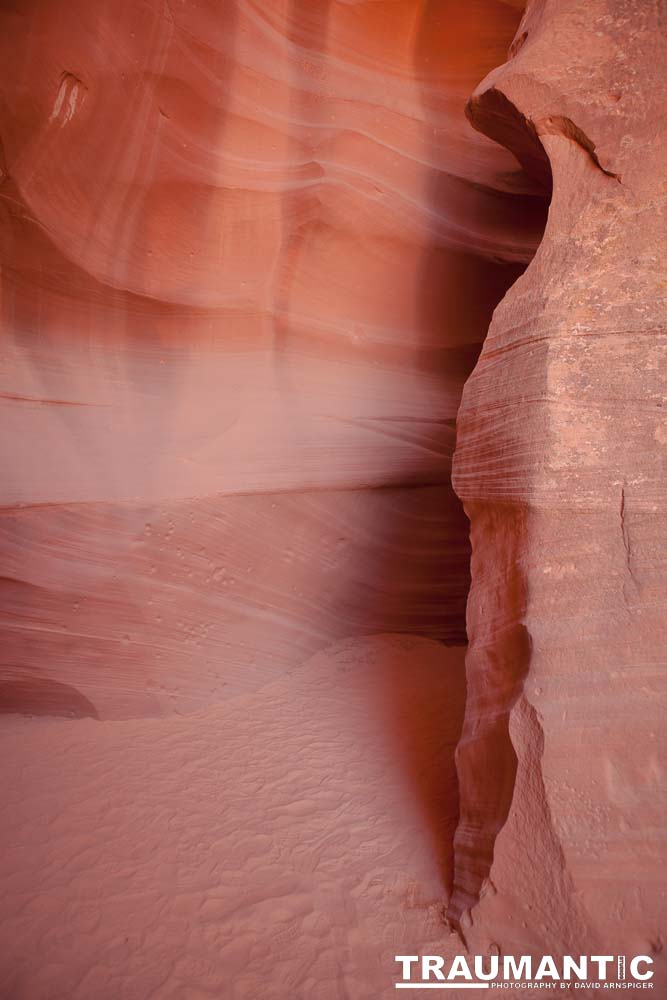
[
  {"x1": 0, "y1": 1, "x2": 665, "y2": 998},
  {"x1": 448, "y1": 0, "x2": 667, "y2": 967},
  {"x1": 0, "y1": 0, "x2": 545, "y2": 720}
]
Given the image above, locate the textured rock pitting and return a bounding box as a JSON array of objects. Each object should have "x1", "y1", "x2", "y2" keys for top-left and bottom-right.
[{"x1": 449, "y1": 0, "x2": 666, "y2": 965}]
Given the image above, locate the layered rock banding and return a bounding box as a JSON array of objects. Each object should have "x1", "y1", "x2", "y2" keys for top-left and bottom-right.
[
  {"x1": 0, "y1": 0, "x2": 545, "y2": 719},
  {"x1": 449, "y1": 0, "x2": 666, "y2": 969},
  {"x1": 1, "y1": 0, "x2": 665, "y2": 997}
]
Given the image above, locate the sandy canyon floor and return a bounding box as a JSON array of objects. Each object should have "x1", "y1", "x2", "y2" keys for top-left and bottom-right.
[{"x1": 1, "y1": 638, "x2": 476, "y2": 1000}]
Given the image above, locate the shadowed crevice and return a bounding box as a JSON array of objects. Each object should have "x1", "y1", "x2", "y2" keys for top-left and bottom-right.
[
  {"x1": 448, "y1": 66, "x2": 553, "y2": 923},
  {"x1": 0, "y1": 671, "x2": 98, "y2": 719}
]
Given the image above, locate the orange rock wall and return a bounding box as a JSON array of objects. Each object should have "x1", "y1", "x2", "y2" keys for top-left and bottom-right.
[
  {"x1": 0, "y1": 0, "x2": 545, "y2": 718},
  {"x1": 1, "y1": 1, "x2": 665, "y2": 994},
  {"x1": 450, "y1": 0, "x2": 666, "y2": 964}
]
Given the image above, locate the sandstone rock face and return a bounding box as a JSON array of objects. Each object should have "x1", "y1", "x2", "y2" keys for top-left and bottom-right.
[
  {"x1": 450, "y1": 0, "x2": 666, "y2": 968},
  {"x1": 1, "y1": 1, "x2": 665, "y2": 997},
  {"x1": 0, "y1": 0, "x2": 545, "y2": 719}
]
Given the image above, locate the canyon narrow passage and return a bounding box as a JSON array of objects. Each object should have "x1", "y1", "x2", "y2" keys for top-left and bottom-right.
[
  {"x1": 3, "y1": 1, "x2": 663, "y2": 998},
  {"x1": 0, "y1": 3, "x2": 546, "y2": 995}
]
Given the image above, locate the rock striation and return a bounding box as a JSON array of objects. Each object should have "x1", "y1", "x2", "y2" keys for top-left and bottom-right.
[
  {"x1": 0, "y1": 1, "x2": 665, "y2": 996},
  {"x1": 0, "y1": 0, "x2": 545, "y2": 718},
  {"x1": 450, "y1": 0, "x2": 666, "y2": 967}
]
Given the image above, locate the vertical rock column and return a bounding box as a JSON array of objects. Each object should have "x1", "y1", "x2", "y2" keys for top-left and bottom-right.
[{"x1": 449, "y1": 0, "x2": 666, "y2": 960}]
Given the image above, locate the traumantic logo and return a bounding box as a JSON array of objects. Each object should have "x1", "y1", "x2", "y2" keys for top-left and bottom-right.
[{"x1": 394, "y1": 954, "x2": 655, "y2": 990}]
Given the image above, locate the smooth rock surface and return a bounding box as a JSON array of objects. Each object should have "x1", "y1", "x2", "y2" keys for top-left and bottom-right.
[
  {"x1": 1, "y1": 0, "x2": 665, "y2": 996},
  {"x1": 0, "y1": 0, "x2": 545, "y2": 719}
]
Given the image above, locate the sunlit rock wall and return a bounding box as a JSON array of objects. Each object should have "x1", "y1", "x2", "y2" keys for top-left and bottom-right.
[{"x1": 0, "y1": 0, "x2": 544, "y2": 719}]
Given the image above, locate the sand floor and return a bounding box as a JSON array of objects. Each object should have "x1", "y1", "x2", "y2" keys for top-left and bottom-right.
[{"x1": 1, "y1": 636, "x2": 472, "y2": 1000}]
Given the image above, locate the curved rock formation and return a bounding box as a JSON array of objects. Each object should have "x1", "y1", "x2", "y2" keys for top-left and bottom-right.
[
  {"x1": 0, "y1": 0, "x2": 545, "y2": 718},
  {"x1": 450, "y1": 0, "x2": 666, "y2": 967},
  {"x1": 1, "y1": 1, "x2": 664, "y2": 997}
]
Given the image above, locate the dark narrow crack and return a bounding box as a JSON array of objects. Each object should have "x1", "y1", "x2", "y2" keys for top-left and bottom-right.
[{"x1": 620, "y1": 482, "x2": 639, "y2": 596}]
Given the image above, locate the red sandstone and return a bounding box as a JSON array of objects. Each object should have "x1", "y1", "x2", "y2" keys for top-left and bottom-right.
[{"x1": 0, "y1": 1, "x2": 664, "y2": 997}]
